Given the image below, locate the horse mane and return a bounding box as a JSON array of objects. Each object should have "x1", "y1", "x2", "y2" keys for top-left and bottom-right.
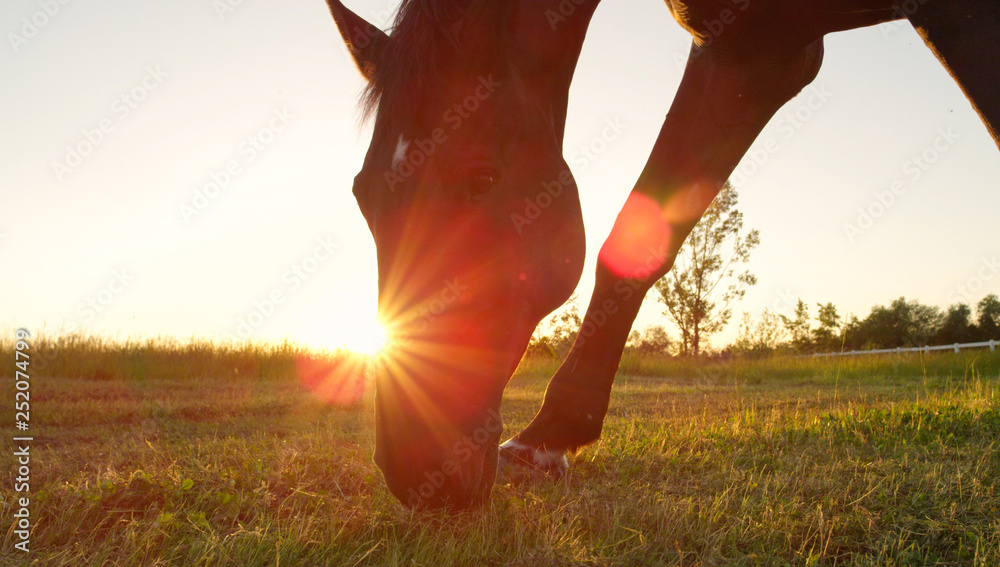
[{"x1": 362, "y1": 0, "x2": 509, "y2": 130}]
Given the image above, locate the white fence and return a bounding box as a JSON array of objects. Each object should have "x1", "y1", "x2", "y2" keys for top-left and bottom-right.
[{"x1": 814, "y1": 340, "x2": 997, "y2": 358}]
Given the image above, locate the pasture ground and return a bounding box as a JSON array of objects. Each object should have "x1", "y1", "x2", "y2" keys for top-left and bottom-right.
[{"x1": 1, "y1": 336, "x2": 999, "y2": 566}]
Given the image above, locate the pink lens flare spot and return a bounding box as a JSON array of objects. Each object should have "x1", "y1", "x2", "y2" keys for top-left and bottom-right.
[
  {"x1": 296, "y1": 354, "x2": 370, "y2": 407},
  {"x1": 598, "y1": 192, "x2": 672, "y2": 279}
]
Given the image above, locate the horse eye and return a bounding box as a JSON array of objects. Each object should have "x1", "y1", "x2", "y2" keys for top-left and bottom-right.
[{"x1": 467, "y1": 173, "x2": 496, "y2": 201}]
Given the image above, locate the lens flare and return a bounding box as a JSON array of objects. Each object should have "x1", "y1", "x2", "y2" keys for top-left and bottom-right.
[
  {"x1": 296, "y1": 353, "x2": 369, "y2": 407},
  {"x1": 598, "y1": 192, "x2": 672, "y2": 279},
  {"x1": 342, "y1": 317, "x2": 390, "y2": 356},
  {"x1": 295, "y1": 319, "x2": 391, "y2": 407},
  {"x1": 598, "y1": 185, "x2": 719, "y2": 279}
]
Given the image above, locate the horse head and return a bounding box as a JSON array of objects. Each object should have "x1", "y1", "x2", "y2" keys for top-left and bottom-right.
[{"x1": 327, "y1": 0, "x2": 599, "y2": 509}]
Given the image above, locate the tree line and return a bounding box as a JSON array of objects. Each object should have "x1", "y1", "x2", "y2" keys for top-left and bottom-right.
[
  {"x1": 525, "y1": 183, "x2": 999, "y2": 359},
  {"x1": 528, "y1": 293, "x2": 1000, "y2": 360},
  {"x1": 732, "y1": 294, "x2": 1000, "y2": 357}
]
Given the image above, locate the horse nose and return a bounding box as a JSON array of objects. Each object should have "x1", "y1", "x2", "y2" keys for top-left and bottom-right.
[
  {"x1": 372, "y1": 374, "x2": 505, "y2": 510},
  {"x1": 375, "y1": 429, "x2": 500, "y2": 510}
]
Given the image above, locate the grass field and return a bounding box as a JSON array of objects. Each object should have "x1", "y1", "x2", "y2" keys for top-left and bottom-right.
[{"x1": 2, "y1": 336, "x2": 999, "y2": 566}]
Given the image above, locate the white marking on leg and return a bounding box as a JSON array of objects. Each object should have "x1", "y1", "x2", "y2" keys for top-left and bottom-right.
[
  {"x1": 533, "y1": 448, "x2": 569, "y2": 470},
  {"x1": 500, "y1": 439, "x2": 568, "y2": 470},
  {"x1": 500, "y1": 439, "x2": 525, "y2": 452},
  {"x1": 392, "y1": 134, "x2": 409, "y2": 172}
]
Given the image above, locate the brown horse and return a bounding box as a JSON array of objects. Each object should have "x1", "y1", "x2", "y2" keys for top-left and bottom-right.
[{"x1": 326, "y1": 0, "x2": 1000, "y2": 509}]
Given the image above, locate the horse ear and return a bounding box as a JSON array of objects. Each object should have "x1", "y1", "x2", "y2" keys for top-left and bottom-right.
[{"x1": 326, "y1": 0, "x2": 389, "y2": 82}]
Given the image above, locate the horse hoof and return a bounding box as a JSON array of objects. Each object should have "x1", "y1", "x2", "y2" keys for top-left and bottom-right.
[{"x1": 498, "y1": 438, "x2": 569, "y2": 480}]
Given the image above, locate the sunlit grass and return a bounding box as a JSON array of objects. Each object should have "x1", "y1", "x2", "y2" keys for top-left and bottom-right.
[{"x1": 1, "y1": 335, "x2": 998, "y2": 565}]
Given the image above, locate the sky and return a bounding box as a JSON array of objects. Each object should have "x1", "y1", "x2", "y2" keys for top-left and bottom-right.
[{"x1": 2, "y1": 0, "x2": 999, "y2": 353}]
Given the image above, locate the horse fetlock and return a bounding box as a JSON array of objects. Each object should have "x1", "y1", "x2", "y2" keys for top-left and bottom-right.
[
  {"x1": 498, "y1": 438, "x2": 569, "y2": 478},
  {"x1": 515, "y1": 398, "x2": 606, "y2": 454}
]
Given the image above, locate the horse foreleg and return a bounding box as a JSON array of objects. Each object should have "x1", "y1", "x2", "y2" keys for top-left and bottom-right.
[
  {"x1": 902, "y1": 0, "x2": 1000, "y2": 148},
  {"x1": 501, "y1": 40, "x2": 826, "y2": 474}
]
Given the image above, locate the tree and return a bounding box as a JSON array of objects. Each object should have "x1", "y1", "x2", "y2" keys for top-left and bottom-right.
[
  {"x1": 781, "y1": 299, "x2": 812, "y2": 353},
  {"x1": 731, "y1": 309, "x2": 786, "y2": 357},
  {"x1": 653, "y1": 183, "x2": 759, "y2": 357},
  {"x1": 933, "y1": 303, "x2": 976, "y2": 345},
  {"x1": 627, "y1": 325, "x2": 673, "y2": 356},
  {"x1": 841, "y1": 314, "x2": 865, "y2": 350},
  {"x1": 976, "y1": 293, "x2": 1000, "y2": 340},
  {"x1": 526, "y1": 295, "x2": 581, "y2": 358},
  {"x1": 905, "y1": 298, "x2": 943, "y2": 346},
  {"x1": 842, "y1": 297, "x2": 941, "y2": 349},
  {"x1": 812, "y1": 302, "x2": 842, "y2": 352}
]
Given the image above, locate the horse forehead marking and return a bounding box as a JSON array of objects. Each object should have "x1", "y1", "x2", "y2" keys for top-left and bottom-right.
[{"x1": 392, "y1": 134, "x2": 410, "y2": 172}]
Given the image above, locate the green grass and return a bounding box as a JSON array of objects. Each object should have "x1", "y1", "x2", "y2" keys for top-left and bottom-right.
[{"x1": 2, "y1": 335, "x2": 999, "y2": 566}]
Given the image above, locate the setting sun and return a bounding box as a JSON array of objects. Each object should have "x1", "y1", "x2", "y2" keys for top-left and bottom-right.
[
  {"x1": 297, "y1": 309, "x2": 390, "y2": 356},
  {"x1": 341, "y1": 317, "x2": 390, "y2": 356}
]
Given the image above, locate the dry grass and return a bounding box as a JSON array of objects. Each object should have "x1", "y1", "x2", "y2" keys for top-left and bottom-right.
[{"x1": 1, "y1": 334, "x2": 998, "y2": 565}]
